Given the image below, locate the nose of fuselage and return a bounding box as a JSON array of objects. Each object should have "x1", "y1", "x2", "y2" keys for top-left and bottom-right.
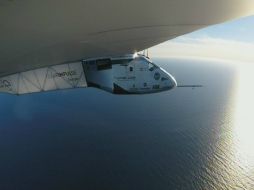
[
  {"x1": 159, "y1": 68, "x2": 177, "y2": 90},
  {"x1": 168, "y1": 73, "x2": 177, "y2": 89}
]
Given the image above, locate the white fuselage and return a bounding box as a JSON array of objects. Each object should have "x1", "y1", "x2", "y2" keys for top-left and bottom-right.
[
  {"x1": 0, "y1": 54, "x2": 176, "y2": 95},
  {"x1": 83, "y1": 54, "x2": 177, "y2": 94}
]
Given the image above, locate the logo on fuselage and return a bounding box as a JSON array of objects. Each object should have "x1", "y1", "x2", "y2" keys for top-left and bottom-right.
[
  {"x1": 52, "y1": 71, "x2": 77, "y2": 78},
  {"x1": 0, "y1": 80, "x2": 12, "y2": 91},
  {"x1": 154, "y1": 72, "x2": 161, "y2": 80}
]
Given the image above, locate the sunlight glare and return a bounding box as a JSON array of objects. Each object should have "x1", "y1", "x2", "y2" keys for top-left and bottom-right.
[{"x1": 233, "y1": 63, "x2": 254, "y2": 169}]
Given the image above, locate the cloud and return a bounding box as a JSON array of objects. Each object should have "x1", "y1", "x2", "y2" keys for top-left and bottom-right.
[{"x1": 149, "y1": 37, "x2": 254, "y2": 63}]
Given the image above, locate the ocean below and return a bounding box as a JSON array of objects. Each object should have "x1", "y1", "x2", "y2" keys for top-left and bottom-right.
[{"x1": 0, "y1": 57, "x2": 253, "y2": 190}]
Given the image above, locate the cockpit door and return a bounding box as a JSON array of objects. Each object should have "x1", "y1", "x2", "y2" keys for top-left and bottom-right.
[{"x1": 126, "y1": 62, "x2": 135, "y2": 80}]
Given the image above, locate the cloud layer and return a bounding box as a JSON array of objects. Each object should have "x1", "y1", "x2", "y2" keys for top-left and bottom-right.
[{"x1": 149, "y1": 37, "x2": 254, "y2": 63}]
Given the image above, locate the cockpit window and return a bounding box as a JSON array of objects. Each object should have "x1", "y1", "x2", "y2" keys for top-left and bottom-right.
[
  {"x1": 137, "y1": 56, "x2": 158, "y2": 71},
  {"x1": 111, "y1": 59, "x2": 133, "y2": 65},
  {"x1": 148, "y1": 62, "x2": 156, "y2": 71},
  {"x1": 96, "y1": 59, "x2": 112, "y2": 70}
]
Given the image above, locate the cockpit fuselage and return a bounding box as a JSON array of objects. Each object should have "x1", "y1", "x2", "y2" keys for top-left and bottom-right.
[{"x1": 83, "y1": 54, "x2": 177, "y2": 94}]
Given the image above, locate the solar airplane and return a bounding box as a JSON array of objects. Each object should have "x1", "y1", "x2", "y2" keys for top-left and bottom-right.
[{"x1": 0, "y1": 0, "x2": 254, "y2": 95}]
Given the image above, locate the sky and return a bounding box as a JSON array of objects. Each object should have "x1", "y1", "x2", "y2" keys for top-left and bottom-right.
[{"x1": 150, "y1": 15, "x2": 254, "y2": 63}]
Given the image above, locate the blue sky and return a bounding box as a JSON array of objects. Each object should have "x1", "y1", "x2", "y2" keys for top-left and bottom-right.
[
  {"x1": 150, "y1": 15, "x2": 254, "y2": 62},
  {"x1": 180, "y1": 15, "x2": 254, "y2": 43}
]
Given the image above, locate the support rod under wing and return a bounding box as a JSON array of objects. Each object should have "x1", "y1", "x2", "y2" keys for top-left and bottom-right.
[{"x1": 0, "y1": 62, "x2": 87, "y2": 95}]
